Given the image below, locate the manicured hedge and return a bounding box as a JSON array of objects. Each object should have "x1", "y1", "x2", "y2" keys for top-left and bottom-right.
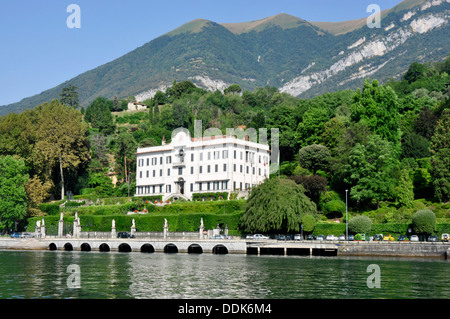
[
  {"x1": 27, "y1": 213, "x2": 242, "y2": 233},
  {"x1": 38, "y1": 203, "x2": 61, "y2": 216}
]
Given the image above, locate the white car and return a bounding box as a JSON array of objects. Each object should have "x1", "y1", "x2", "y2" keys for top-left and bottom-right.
[
  {"x1": 410, "y1": 235, "x2": 419, "y2": 242},
  {"x1": 326, "y1": 235, "x2": 338, "y2": 241},
  {"x1": 246, "y1": 234, "x2": 269, "y2": 240}
]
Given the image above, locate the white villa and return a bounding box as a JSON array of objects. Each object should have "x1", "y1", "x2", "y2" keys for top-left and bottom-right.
[{"x1": 135, "y1": 129, "x2": 271, "y2": 201}]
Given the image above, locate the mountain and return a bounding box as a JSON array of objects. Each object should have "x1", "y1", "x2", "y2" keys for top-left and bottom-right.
[{"x1": 1, "y1": 0, "x2": 449, "y2": 116}]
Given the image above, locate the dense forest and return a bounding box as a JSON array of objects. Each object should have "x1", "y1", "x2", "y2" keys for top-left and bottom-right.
[{"x1": 0, "y1": 56, "x2": 449, "y2": 233}]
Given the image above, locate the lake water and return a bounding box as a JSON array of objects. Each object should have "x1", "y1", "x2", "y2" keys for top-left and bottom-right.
[{"x1": 0, "y1": 250, "x2": 448, "y2": 299}]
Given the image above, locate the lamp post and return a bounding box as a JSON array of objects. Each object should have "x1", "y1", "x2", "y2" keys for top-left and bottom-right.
[{"x1": 345, "y1": 189, "x2": 349, "y2": 241}]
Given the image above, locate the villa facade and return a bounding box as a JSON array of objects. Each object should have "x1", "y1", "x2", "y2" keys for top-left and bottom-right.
[{"x1": 135, "y1": 129, "x2": 271, "y2": 201}]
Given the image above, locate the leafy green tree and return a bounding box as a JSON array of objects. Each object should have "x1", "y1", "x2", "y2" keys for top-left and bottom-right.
[
  {"x1": 414, "y1": 107, "x2": 438, "y2": 140},
  {"x1": 240, "y1": 178, "x2": 317, "y2": 233},
  {"x1": 301, "y1": 214, "x2": 316, "y2": 233},
  {"x1": 430, "y1": 109, "x2": 450, "y2": 202},
  {"x1": 350, "y1": 79, "x2": 400, "y2": 144},
  {"x1": 348, "y1": 215, "x2": 372, "y2": 234},
  {"x1": 395, "y1": 169, "x2": 414, "y2": 208},
  {"x1": 403, "y1": 62, "x2": 428, "y2": 84},
  {"x1": 401, "y1": 132, "x2": 430, "y2": 159},
  {"x1": 84, "y1": 97, "x2": 115, "y2": 135},
  {"x1": 114, "y1": 130, "x2": 137, "y2": 190},
  {"x1": 267, "y1": 103, "x2": 299, "y2": 161},
  {"x1": 298, "y1": 144, "x2": 331, "y2": 174},
  {"x1": 60, "y1": 85, "x2": 79, "y2": 108},
  {"x1": 412, "y1": 209, "x2": 436, "y2": 234},
  {"x1": 24, "y1": 175, "x2": 52, "y2": 217},
  {"x1": 0, "y1": 111, "x2": 36, "y2": 162},
  {"x1": 323, "y1": 199, "x2": 346, "y2": 218},
  {"x1": 296, "y1": 107, "x2": 331, "y2": 147},
  {"x1": 224, "y1": 84, "x2": 242, "y2": 95},
  {"x1": 321, "y1": 117, "x2": 346, "y2": 153},
  {"x1": 33, "y1": 100, "x2": 90, "y2": 200},
  {"x1": 345, "y1": 134, "x2": 399, "y2": 209},
  {"x1": 288, "y1": 175, "x2": 327, "y2": 205},
  {"x1": 0, "y1": 156, "x2": 29, "y2": 233}
]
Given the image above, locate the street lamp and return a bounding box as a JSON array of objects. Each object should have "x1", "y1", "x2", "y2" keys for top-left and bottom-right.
[{"x1": 345, "y1": 189, "x2": 349, "y2": 241}]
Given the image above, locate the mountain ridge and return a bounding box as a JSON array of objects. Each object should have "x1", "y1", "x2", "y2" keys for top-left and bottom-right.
[{"x1": 1, "y1": 0, "x2": 448, "y2": 116}]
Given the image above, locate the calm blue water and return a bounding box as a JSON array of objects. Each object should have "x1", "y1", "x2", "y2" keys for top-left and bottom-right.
[{"x1": 0, "y1": 250, "x2": 448, "y2": 299}]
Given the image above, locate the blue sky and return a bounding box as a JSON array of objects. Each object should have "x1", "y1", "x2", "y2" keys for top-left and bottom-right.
[{"x1": 0, "y1": 0, "x2": 402, "y2": 106}]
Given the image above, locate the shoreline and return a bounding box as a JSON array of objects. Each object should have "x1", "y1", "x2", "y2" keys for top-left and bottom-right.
[{"x1": 1, "y1": 238, "x2": 449, "y2": 259}]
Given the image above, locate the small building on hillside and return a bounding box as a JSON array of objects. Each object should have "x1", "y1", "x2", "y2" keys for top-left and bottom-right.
[{"x1": 127, "y1": 102, "x2": 147, "y2": 111}]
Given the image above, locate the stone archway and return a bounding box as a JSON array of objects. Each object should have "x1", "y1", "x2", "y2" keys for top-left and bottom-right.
[
  {"x1": 118, "y1": 243, "x2": 132, "y2": 252},
  {"x1": 164, "y1": 243, "x2": 178, "y2": 253},
  {"x1": 212, "y1": 244, "x2": 228, "y2": 255},
  {"x1": 64, "y1": 243, "x2": 73, "y2": 251},
  {"x1": 99, "y1": 243, "x2": 110, "y2": 252},
  {"x1": 188, "y1": 244, "x2": 203, "y2": 254},
  {"x1": 49, "y1": 243, "x2": 57, "y2": 251},
  {"x1": 141, "y1": 244, "x2": 155, "y2": 253},
  {"x1": 81, "y1": 243, "x2": 91, "y2": 252}
]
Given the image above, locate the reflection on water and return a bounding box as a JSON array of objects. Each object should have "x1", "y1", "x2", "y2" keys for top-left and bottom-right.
[{"x1": 0, "y1": 250, "x2": 448, "y2": 299}]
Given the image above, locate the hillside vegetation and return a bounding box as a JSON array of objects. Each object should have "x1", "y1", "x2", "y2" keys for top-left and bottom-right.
[{"x1": 0, "y1": 56, "x2": 448, "y2": 233}]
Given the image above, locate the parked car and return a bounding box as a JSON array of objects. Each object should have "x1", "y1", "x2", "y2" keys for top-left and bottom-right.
[
  {"x1": 442, "y1": 233, "x2": 449, "y2": 242},
  {"x1": 326, "y1": 235, "x2": 338, "y2": 241},
  {"x1": 210, "y1": 235, "x2": 225, "y2": 239},
  {"x1": 294, "y1": 234, "x2": 302, "y2": 241},
  {"x1": 275, "y1": 234, "x2": 286, "y2": 240},
  {"x1": 383, "y1": 234, "x2": 395, "y2": 241},
  {"x1": 10, "y1": 232, "x2": 21, "y2": 238},
  {"x1": 398, "y1": 235, "x2": 409, "y2": 242},
  {"x1": 373, "y1": 234, "x2": 383, "y2": 241},
  {"x1": 316, "y1": 235, "x2": 325, "y2": 241},
  {"x1": 338, "y1": 235, "x2": 346, "y2": 241},
  {"x1": 306, "y1": 234, "x2": 316, "y2": 241},
  {"x1": 410, "y1": 235, "x2": 419, "y2": 242},
  {"x1": 22, "y1": 233, "x2": 34, "y2": 238},
  {"x1": 427, "y1": 235, "x2": 439, "y2": 242},
  {"x1": 117, "y1": 232, "x2": 135, "y2": 239},
  {"x1": 246, "y1": 234, "x2": 269, "y2": 240},
  {"x1": 347, "y1": 234, "x2": 354, "y2": 241}
]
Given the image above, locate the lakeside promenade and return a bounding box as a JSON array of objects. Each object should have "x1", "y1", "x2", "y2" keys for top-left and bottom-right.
[{"x1": 1, "y1": 237, "x2": 449, "y2": 258}]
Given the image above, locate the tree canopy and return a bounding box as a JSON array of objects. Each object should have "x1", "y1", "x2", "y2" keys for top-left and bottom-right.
[{"x1": 240, "y1": 178, "x2": 317, "y2": 233}]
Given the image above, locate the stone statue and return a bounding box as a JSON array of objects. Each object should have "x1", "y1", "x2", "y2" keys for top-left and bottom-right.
[
  {"x1": 60, "y1": 212, "x2": 64, "y2": 221},
  {"x1": 164, "y1": 218, "x2": 168, "y2": 228},
  {"x1": 36, "y1": 220, "x2": 41, "y2": 228},
  {"x1": 42, "y1": 219, "x2": 45, "y2": 226},
  {"x1": 132, "y1": 219, "x2": 136, "y2": 228},
  {"x1": 200, "y1": 218, "x2": 204, "y2": 228},
  {"x1": 112, "y1": 219, "x2": 116, "y2": 228}
]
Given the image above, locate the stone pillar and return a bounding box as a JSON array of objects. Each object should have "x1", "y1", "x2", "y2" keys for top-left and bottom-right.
[
  {"x1": 35, "y1": 220, "x2": 41, "y2": 239},
  {"x1": 199, "y1": 218, "x2": 204, "y2": 240},
  {"x1": 111, "y1": 219, "x2": 117, "y2": 239},
  {"x1": 76, "y1": 217, "x2": 81, "y2": 239},
  {"x1": 163, "y1": 218, "x2": 169, "y2": 239},
  {"x1": 73, "y1": 213, "x2": 78, "y2": 238},
  {"x1": 224, "y1": 224, "x2": 229, "y2": 236},
  {"x1": 131, "y1": 219, "x2": 136, "y2": 237},
  {"x1": 41, "y1": 219, "x2": 46, "y2": 239},
  {"x1": 58, "y1": 213, "x2": 64, "y2": 238}
]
